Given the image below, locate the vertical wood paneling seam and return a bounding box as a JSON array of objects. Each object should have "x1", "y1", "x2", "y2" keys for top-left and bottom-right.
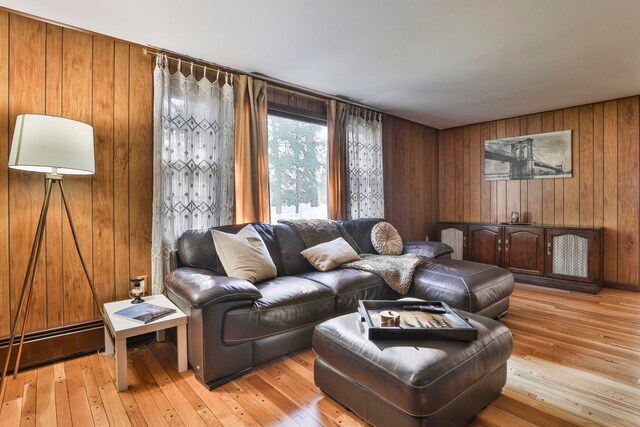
[
  {"x1": 60, "y1": 27, "x2": 64, "y2": 319},
  {"x1": 43, "y1": 20, "x2": 48, "y2": 327},
  {"x1": 128, "y1": 43, "x2": 131, "y2": 289},
  {"x1": 43, "y1": 23, "x2": 64, "y2": 328},
  {"x1": 478, "y1": 124, "x2": 482, "y2": 220},
  {"x1": 603, "y1": 101, "x2": 620, "y2": 282},
  {"x1": 615, "y1": 101, "x2": 620, "y2": 282},
  {"x1": 38, "y1": 21, "x2": 46, "y2": 328},
  {"x1": 539, "y1": 120, "x2": 543, "y2": 221},
  {"x1": 600, "y1": 105, "x2": 604, "y2": 226},
  {"x1": 617, "y1": 101, "x2": 619, "y2": 284},
  {"x1": 90, "y1": 35, "x2": 95, "y2": 316},
  {"x1": 111, "y1": 42, "x2": 116, "y2": 302},
  {"x1": 591, "y1": 106, "x2": 595, "y2": 228},
  {"x1": 4, "y1": 14, "x2": 10, "y2": 333},
  {"x1": 573, "y1": 107, "x2": 580, "y2": 226}
]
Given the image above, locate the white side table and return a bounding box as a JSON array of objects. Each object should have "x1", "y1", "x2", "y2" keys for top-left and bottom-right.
[{"x1": 103, "y1": 294, "x2": 187, "y2": 391}]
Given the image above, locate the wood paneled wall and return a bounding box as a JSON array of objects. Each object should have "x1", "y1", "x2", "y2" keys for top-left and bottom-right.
[
  {"x1": 0, "y1": 12, "x2": 153, "y2": 339},
  {"x1": 383, "y1": 115, "x2": 439, "y2": 241},
  {"x1": 439, "y1": 97, "x2": 640, "y2": 290}
]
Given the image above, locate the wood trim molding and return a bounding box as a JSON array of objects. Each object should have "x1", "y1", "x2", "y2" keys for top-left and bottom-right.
[
  {"x1": 513, "y1": 273, "x2": 603, "y2": 294},
  {"x1": 604, "y1": 281, "x2": 640, "y2": 291}
]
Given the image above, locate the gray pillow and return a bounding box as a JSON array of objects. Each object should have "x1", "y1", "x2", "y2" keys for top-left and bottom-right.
[
  {"x1": 301, "y1": 238, "x2": 360, "y2": 272},
  {"x1": 211, "y1": 224, "x2": 277, "y2": 283}
]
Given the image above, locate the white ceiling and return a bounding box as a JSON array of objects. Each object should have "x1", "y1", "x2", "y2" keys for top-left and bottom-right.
[{"x1": 3, "y1": 0, "x2": 640, "y2": 129}]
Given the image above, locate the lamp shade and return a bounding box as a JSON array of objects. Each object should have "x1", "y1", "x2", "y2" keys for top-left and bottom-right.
[{"x1": 8, "y1": 114, "x2": 95, "y2": 175}]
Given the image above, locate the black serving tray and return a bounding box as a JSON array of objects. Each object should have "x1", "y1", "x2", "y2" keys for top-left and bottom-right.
[{"x1": 357, "y1": 300, "x2": 478, "y2": 341}]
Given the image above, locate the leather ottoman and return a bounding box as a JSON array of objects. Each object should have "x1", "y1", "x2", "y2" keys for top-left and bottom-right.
[
  {"x1": 410, "y1": 259, "x2": 514, "y2": 319},
  {"x1": 312, "y1": 312, "x2": 513, "y2": 427}
]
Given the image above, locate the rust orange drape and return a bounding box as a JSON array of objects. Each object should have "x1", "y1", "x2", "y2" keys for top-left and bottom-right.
[
  {"x1": 234, "y1": 75, "x2": 270, "y2": 224},
  {"x1": 328, "y1": 100, "x2": 348, "y2": 219}
]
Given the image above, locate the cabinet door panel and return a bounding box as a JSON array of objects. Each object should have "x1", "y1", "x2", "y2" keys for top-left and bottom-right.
[
  {"x1": 468, "y1": 225, "x2": 503, "y2": 266},
  {"x1": 505, "y1": 227, "x2": 545, "y2": 275},
  {"x1": 545, "y1": 229, "x2": 596, "y2": 283},
  {"x1": 438, "y1": 224, "x2": 468, "y2": 260}
]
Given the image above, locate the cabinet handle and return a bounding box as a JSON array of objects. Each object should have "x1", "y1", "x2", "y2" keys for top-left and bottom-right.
[
  {"x1": 498, "y1": 239, "x2": 501, "y2": 252},
  {"x1": 505, "y1": 240, "x2": 509, "y2": 252},
  {"x1": 547, "y1": 242, "x2": 552, "y2": 256},
  {"x1": 462, "y1": 235, "x2": 466, "y2": 248}
]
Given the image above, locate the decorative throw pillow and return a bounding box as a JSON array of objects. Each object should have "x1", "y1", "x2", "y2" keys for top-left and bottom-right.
[
  {"x1": 371, "y1": 222, "x2": 403, "y2": 255},
  {"x1": 211, "y1": 224, "x2": 277, "y2": 283},
  {"x1": 301, "y1": 238, "x2": 360, "y2": 272}
]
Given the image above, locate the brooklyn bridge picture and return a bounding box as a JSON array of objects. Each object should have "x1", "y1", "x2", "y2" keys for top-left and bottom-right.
[{"x1": 484, "y1": 130, "x2": 572, "y2": 181}]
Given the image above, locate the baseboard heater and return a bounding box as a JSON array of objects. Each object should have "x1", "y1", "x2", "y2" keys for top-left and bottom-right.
[{"x1": 0, "y1": 320, "x2": 104, "y2": 373}]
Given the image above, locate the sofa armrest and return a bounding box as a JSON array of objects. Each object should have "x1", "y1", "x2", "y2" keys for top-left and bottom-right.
[
  {"x1": 403, "y1": 240, "x2": 453, "y2": 259},
  {"x1": 164, "y1": 268, "x2": 262, "y2": 309}
]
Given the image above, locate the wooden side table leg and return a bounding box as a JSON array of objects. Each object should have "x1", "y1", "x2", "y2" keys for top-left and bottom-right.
[
  {"x1": 177, "y1": 324, "x2": 187, "y2": 372},
  {"x1": 104, "y1": 326, "x2": 114, "y2": 355},
  {"x1": 115, "y1": 338, "x2": 128, "y2": 391}
]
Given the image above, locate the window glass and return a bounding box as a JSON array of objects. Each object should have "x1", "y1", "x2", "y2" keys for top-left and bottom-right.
[{"x1": 267, "y1": 114, "x2": 328, "y2": 222}]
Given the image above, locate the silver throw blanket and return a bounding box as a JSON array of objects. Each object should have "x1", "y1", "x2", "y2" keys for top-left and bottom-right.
[{"x1": 342, "y1": 253, "x2": 425, "y2": 295}]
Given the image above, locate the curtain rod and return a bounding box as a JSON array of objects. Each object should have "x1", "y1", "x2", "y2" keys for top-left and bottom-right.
[
  {"x1": 143, "y1": 48, "x2": 231, "y2": 78},
  {"x1": 143, "y1": 48, "x2": 383, "y2": 114}
]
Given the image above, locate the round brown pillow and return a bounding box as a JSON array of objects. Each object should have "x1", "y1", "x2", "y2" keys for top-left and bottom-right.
[{"x1": 371, "y1": 222, "x2": 403, "y2": 255}]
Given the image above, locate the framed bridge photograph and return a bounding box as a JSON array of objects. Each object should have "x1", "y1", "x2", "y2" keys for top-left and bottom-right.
[{"x1": 484, "y1": 130, "x2": 572, "y2": 181}]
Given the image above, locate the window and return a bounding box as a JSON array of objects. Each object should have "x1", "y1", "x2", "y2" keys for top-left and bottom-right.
[{"x1": 267, "y1": 114, "x2": 328, "y2": 222}]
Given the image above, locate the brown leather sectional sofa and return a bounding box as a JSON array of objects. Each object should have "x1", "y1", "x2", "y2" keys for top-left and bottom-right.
[{"x1": 163, "y1": 218, "x2": 514, "y2": 389}]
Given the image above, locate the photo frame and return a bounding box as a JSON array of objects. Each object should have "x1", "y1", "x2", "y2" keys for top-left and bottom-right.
[{"x1": 484, "y1": 130, "x2": 572, "y2": 181}]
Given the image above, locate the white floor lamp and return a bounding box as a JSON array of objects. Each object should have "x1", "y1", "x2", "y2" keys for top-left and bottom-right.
[{"x1": 0, "y1": 114, "x2": 111, "y2": 404}]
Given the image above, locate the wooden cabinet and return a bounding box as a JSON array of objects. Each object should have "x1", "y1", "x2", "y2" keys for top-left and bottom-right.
[
  {"x1": 468, "y1": 225, "x2": 503, "y2": 267},
  {"x1": 545, "y1": 228, "x2": 601, "y2": 284},
  {"x1": 438, "y1": 222, "x2": 603, "y2": 293},
  {"x1": 504, "y1": 227, "x2": 545, "y2": 276}
]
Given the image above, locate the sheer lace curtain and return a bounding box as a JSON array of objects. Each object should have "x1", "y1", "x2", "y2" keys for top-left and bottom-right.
[
  {"x1": 346, "y1": 107, "x2": 384, "y2": 219},
  {"x1": 151, "y1": 56, "x2": 235, "y2": 294}
]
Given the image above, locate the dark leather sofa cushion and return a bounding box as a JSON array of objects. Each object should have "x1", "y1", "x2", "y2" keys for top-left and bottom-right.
[
  {"x1": 300, "y1": 269, "x2": 397, "y2": 314},
  {"x1": 403, "y1": 240, "x2": 453, "y2": 258},
  {"x1": 164, "y1": 268, "x2": 262, "y2": 309},
  {"x1": 177, "y1": 222, "x2": 285, "y2": 276},
  {"x1": 273, "y1": 223, "x2": 315, "y2": 275},
  {"x1": 223, "y1": 276, "x2": 335, "y2": 343},
  {"x1": 313, "y1": 311, "x2": 513, "y2": 417},
  {"x1": 340, "y1": 218, "x2": 384, "y2": 254}
]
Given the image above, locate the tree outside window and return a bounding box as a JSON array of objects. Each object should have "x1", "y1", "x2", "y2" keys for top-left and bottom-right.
[{"x1": 267, "y1": 115, "x2": 328, "y2": 222}]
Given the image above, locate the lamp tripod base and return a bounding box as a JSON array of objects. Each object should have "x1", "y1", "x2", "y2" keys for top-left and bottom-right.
[{"x1": 0, "y1": 175, "x2": 112, "y2": 408}]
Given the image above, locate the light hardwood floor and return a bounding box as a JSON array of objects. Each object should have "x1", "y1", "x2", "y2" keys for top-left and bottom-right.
[{"x1": 1, "y1": 283, "x2": 639, "y2": 426}]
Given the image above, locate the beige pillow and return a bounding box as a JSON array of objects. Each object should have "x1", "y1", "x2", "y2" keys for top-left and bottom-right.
[
  {"x1": 211, "y1": 224, "x2": 277, "y2": 283},
  {"x1": 301, "y1": 238, "x2": 360, "y2": 272},
  {"x1": 371, "y1": 222, "x2": 403, "y2": 255}
]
